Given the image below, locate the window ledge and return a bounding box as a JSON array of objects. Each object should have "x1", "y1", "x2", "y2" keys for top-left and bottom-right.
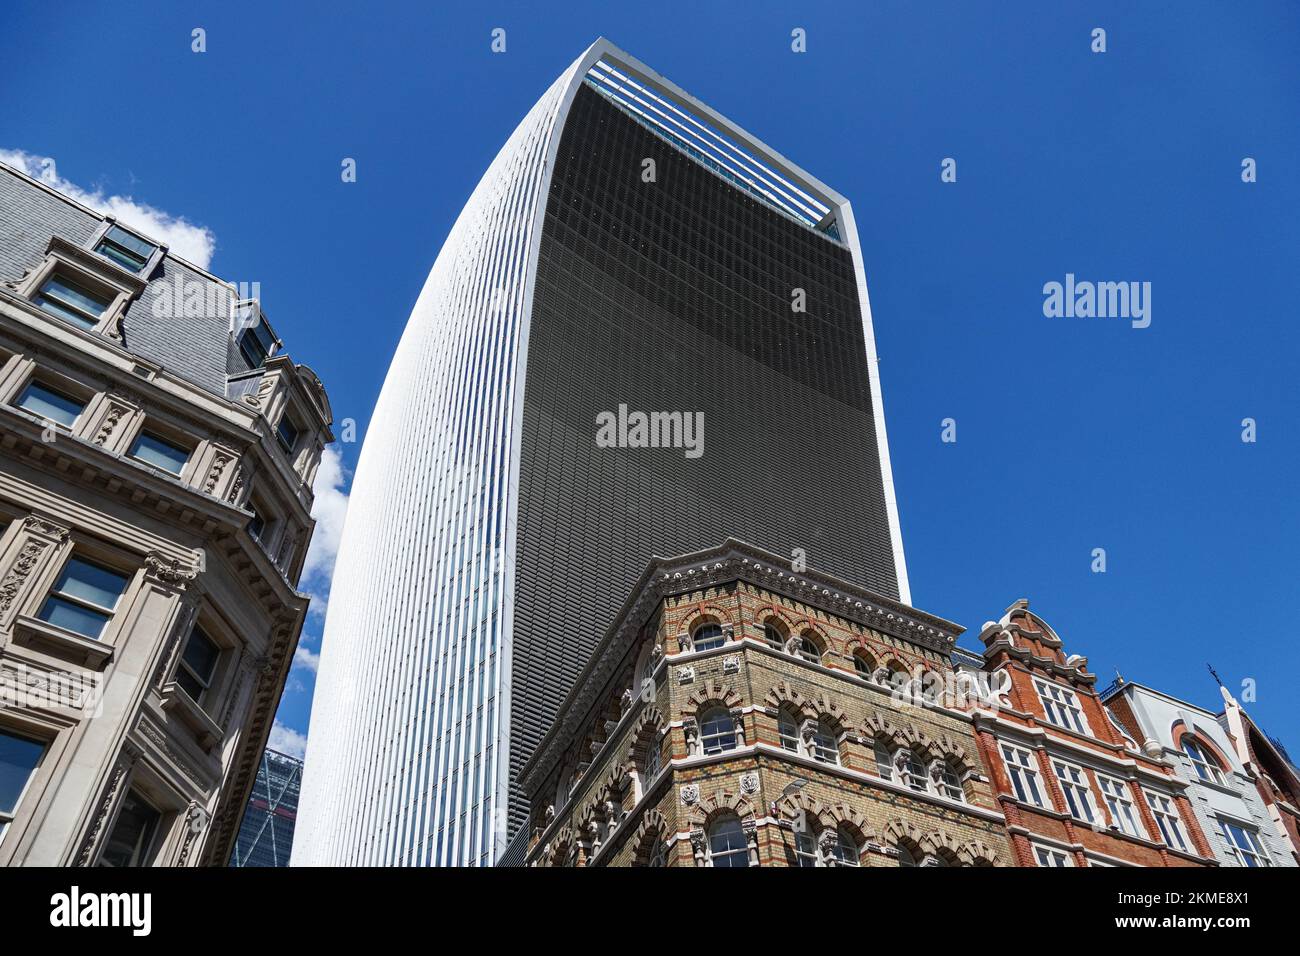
[
  {"x1": 11, "y1": 615, "x2": 114, "y2": 670},
  {"x1": 159, "y1": 681, "x2": 225, "y2": 751}
]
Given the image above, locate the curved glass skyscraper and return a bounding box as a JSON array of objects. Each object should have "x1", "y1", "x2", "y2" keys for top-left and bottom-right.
[{"x1": 294, "y1": 38, "x2": 909, "y2": 866}]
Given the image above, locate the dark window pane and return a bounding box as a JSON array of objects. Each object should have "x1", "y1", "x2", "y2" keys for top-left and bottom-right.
[
  {"x1": 38, "y1": 597, "x2": 112, "y2": 639},
  {"x1": 94, "y1": 225, "x2": 155, "y2": 272},
  {"x1": 130, "y1": 432, "x2": 190, "y2": 475},
  {"x1": 0, "y1": 730, "x2": 44, "y2": 814},
  {"x1": 35, "y1": 276, "x2": 110, "y2": 328},
  {"x1": 16, "y1": 381, "x2": 84, "y2": 427},
  {"x1": 276, "y1": 416, "x2": 299, "y2": 454},
  {"x1": 180, "y1": 628, "x2": 220, "y2": 689},
  {"x1": 97, "y1": 792, "x2": 161, "y2": 867},
  {"x1": 53, "y1": 558, "x2": 129, "y2": 610}
]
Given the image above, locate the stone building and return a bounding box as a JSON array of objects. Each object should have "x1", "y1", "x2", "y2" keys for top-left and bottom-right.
[
  {"x1": 520, "y1": 540, "x2": 1011, "y2": 867},
  {"x1": 1102, "y1": 678, "x2": 1295, "y2": 867},
  {"x1": 1218, "y1": 685, "x2": 1300, "y2": 864},
  {"x1": 959, "y1": 602, "x2": 1216, "y2": 867},
  {"x1": 0, "y1": 161, "x2": 332, "y2": 865}
]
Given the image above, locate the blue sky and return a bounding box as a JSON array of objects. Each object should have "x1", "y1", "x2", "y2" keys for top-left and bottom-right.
[{"x1": 2, "y1": 1, "x2": 1297, "y2": 755}]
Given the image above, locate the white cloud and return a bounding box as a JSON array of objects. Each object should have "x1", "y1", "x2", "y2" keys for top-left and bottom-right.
[
  {"x1": 0, "y1": 148, "x2": 217, "y2": 270},
  {"x1": 301, "y1": 445, "x2": 350, "y2": 616},
  {"x1": 293, "y1": 644, "x2": 320, "y2": 673},
  {"x1": 267, "y1": 719, "x2": 309, "y2": 760}
]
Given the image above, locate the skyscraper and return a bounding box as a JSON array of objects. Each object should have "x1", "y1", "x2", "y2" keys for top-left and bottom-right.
[
  {"x1": 230, "y1": 749, "x2": 304, "y2": 867},
  {"x1": 295, "y1": 38, "x2": 908, "y2": 866}
]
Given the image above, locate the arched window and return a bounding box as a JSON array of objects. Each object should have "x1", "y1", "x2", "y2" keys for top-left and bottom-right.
[
  {"x1": 897, "y1": 843, "x2": 918, "y2": 867},
  {"x1": 699, "y1": 707, "x2": 737, "y2": 755},
  {"x1": 853, "y1": 651, "x2": 875, "y2": 677},
  {"x1": 830, "y1": 826, "x2": 860, "y2": 866},
  {"x1": 647, "y1": 839, "x2": 667, "y2": 867},
  {"x1": 763, "y1": 622, "x2": 785, "y2": 649},
  {"x1": 1182, "y1": 736, "x2": 1224, "y2": 785},
  {"x1": 778, "y1": 709, "x2": 800, "y2": 753},
  {"x1": 793, "y1": 828, "x2": 817, "y2": 867},
  {"x1": 810, "y1": 720, "x2": 839, "y2": 765},
  {"x1": 693, "y1": 623, "x2": 725, "y2": 651},
  {"x1": 935, "y1": 761, "x2": 964, "y2": 801},
  {"x1": 640, "y1": 733, "x2": 662, "y2": 782},
  {"x1": 900, "y1": 750, "x2": 928, "y2": 792},
  {"x1": 794, "y1": 635, "x2": 821, "y2": 664},
  {"x1": 708, "y1": 817, "x2": 749, "y2": 867}
]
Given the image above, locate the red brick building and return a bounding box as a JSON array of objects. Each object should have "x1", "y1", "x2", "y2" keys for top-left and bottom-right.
[{"x1": 959, "y1": 601, "x2": 1215, "y2": 867}]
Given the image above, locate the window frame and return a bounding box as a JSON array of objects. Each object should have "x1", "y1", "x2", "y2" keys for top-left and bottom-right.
[
  {"x1": 699, "y1": 707, "x2": 737, "y2": 756},
  {"x1": 1217, "y1": 817, "x2": 1271, "y2": 867},
  {"x1": 1182, "y1": 736, "x2": 1225, "y2": 785},
  {"x1": 1144, "y1": 790, "x2": 1189, "y2": 852},
  {"x1": 1052, "y1": 760, "x2": 1098, "y2": 823},
  {"x1": 691, "y1": 623, "x2": 725, "y2": 652},
  {"x1": 174, "y1": 624, "x2": 222, "y2": 705},
  {"x1": 1032, "y1": 843, "x2": 1074, "y2": 867},
  {"x1": 707, "y1": 816, "x2": 749, "y2": 868},
  {"x1": 1001, "y1": 743, "x2": 1046, "y2": 807},
  {"x1": 12, "y1": 376, "x2": 88, "y2": 430},
  {"x1": 36, "y1": 554, "x2": 132, "y2": 641},
  {"x1": 1096, "y1": 774, "x2": 1141, "y2": 836},
  {"x1": 128, "y1": 428, "x2": 193, "y2": 478},
  {"x1": 0, "y1": 727, "x2": 48, "y2": 844},
  {"x1": 91, "y1": 223, "x2": 161, "y2": 275},
  {"x1": 1034, "y1": 678, "x2": 1089, "y2": 735}
]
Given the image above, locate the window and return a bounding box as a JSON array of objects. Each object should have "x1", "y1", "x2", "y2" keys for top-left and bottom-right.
[
  {"x1": 129, "y1": 431, "x2": 190, "y2": 476},
  {"x1": 794, "y1": 828, "x2": 817, "y2": 867},
  {"x1": 699, "y1": 708, "x2": 737, "y2": 755},
  {"x1": 830, "y1": 826, "x2": 860, "y2": 866},
  {"x1": 276, "y1": 415, "x2": 300, "y2": 455},
  {"x1": 935, "y1": 762, "x2": 964, "y2": 801},
  {"x1": 640, "y1": 733, "x2": 662, "y2": 782},
  {"x1": 37, "y1": 556, "x2": 130, "y2": 640},
  {"x1": 1053, "y1": 762, "x2": 1096, "y2": 823},
  {"x1": 708, "y1": 817, "x2": 749, "y2": 867},
  {"x1": 810, "y1": 720, "x2": 838, "y2": 765},
  {"x1": 93, "y1": 225, "x2": 157, "y2": 274},
  {"x1": 853, "y1": 652, "x2": 875, "y2": 677},
  {"x1": 247, "y1": 505, "x2": 266, "y2": 542},
  {"x1": 1218, "y1": 818, "x2": 1270, "y2": 867},
  {"x1": 1001, "y1": 744, "x2": 1045, "y2": 807},
  {"x1": 1035, "y1": 680, "x2": 1087, "y2": 734},
  {"x1": 1097, "y1": 776, "x2": 1140, "y2": 836},
  {"x1": 175, "y1": 626, "x2": 220, "y2": 704},
  {"x1": 238, "y1": 318, "x2": 277, "y2": 369},
  {"x1": 794, "y1": 636, "x2": 820, "y2": 664},
  {"x1": 1033, "y1": 844, "x2": 1073, "y2": 867},
  {"x1": 1182, "y1": 737, "x2": 1224, "y2": 785},
  {"x1": 97, "y1": 790, "x2": 162, "y2": 867},
  {"x1": 778, "y1": 711, "x2": 799, "y2": 753},
  {"x1": 900, "y1": 749, "x2": 927, "y2": 792},
  {"x1": 897, "y1": 844, "x2": 918, "y2": 867},
  {"x1": 762, "y1": 623, "x2": 784, "y2": 648},
  {"x1": 1145, "y1": 792, "x2": 1188, "y2": 852},
  {"x1": 34, "y1": 275, "x2": 111, "y2": 329},
  {"x1": 15, "y1": 380, "x2": 85, "y2": 427},
  {"x1": 692, "y1": 623, "x2": 725, "y2": 651},
  {"x1": 646, "y1": 839, "x2": 667, "y2": 867},
  {"x1": 874, "y1": 742, "x2": 894, "y2": 780},
  {"x1": 0, "y1": 729, "x2": 45, "y2": 843}
]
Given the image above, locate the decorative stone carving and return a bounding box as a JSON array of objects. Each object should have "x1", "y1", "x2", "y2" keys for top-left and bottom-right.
[
  {"x1": 0, "y1": 540, "x2": 49, "y2": 617},
  {"x1": 677, "y1": 665, "x2": 694, "y2": 685},
  {"x1": 682, "y1": 719, "x2": 700, "y2": 757},
  {"x1": 817, "y1": 828, "x2": 839, "y2": 865},
  {"x1": 226, "y1": 468, "x2": 245, "y2": 505},
  {"x1": 676, "y1": 632, "x2": 693, "y2": 654},
  {"x1": 689, "y1": 827, "x2": 708, "y2": 865},
  {"x1": 177, "y1": 802, "x2": 209, "y2": 866},
  {"x1": 722, "y1": 654, "x2": 740, "y2": 674},
  {"x1": 739, "y1": 771, "x2": 759, "y2": 795},
  {"x1": 144, "y1": 550, "x2": 200, "y2": 587},
  {"x1": 203, "y1": 453, "x2": 230, "y2": 494},
  {"x1": 731, "y1": 708, "x2": 746, "y2": 746},
  {"x1": 680, "y1": 783, "x2": 700, "y2": 805},
  {"x1": 93, "y1": 400, "x2": 129, "y2": 446}
]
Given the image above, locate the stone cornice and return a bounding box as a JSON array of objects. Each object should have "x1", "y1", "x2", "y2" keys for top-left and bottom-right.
[{"x1": 519, "y1": 538, "x2": 964, "y2": 792}]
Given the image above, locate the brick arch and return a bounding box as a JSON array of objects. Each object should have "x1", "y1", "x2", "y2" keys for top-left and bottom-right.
[
  {"x1": 929, "y1": 732, "x2": 975, "y2": 775},
  {"x1": 926, "y1": 828, "x2": 967, "y2": 864},
  {"x1": 845, "y1": 638, "x2": 880, "y2": 673},
  {"x1": 777, "y1": 790, "x2": 832, "y2": 831},
  {"x1": 893, "y1": 724, "x2": 935, "y2": 756},
  {"x1": 806, "y1": 692, "x2": 849, "y2": 731},
  {"x1": 794, "y1": 621, "x2": 831, "y2": 655},
  {"x1": 630, "y1": 808, "x2": 670, "y2": 865},
  {"x1": 686, "y1": 791, "x2": 756, "y2": 829},
  {"x1": 687, "y1": 680, "x2": 743, "y2": 717},
  {"x1": 541, "y1": 825, "x2": 577, "y2": 867},
  {"x1": 883, "y1": 817, "x2": 931, "y2": 857},
  {"x1": 753, "y1": 606, "x2": 796, "y2": 640},
  {"x1": 764, "y1": 681, "x2": 813, "y2": 720},
  {"x1": 681, "y1": 606, "x2": 734, "y2": 637},
  {"x1": 822, "y1": 803, "x2": 875, "y2": 845},
  {"x1": 860, "y1": 712, "x2": 897, "y2": 744},
  {"x1": 625, "y1": 706, "x2": 668, "y2": 765},
  {"x1": 957, "y1": 839, "x2": 1000, "y2": 867}
]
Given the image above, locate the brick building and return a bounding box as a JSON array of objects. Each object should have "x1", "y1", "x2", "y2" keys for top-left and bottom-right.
[
  {"x1": 0, "y1": 161, "x2": 332, "y2": 866},
  {"x1": 520, "y1": 540, "x2": 1011, "y2": 867},
  {"x1": 959, "y1": 602, "x2": 1216, "y2": 867}
]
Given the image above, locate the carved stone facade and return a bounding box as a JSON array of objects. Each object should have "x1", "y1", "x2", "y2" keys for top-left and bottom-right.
[
  {"x1": 0, "y1": 163, "x2": 333, "y2": 866},
  {"x1": 521, "y1": 540, "x2": 1011, "y2": 867}
]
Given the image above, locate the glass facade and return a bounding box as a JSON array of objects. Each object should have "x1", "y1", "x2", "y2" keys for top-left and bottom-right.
[
  {"x1": 230, "y1": 750, "x2": 303, "y2": 868},
  {"x1": 296, "y1": 41, "x2": 907, "y2": 867}
]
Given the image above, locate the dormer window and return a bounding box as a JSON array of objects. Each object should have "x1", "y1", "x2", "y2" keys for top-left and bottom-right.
[
  {"x1": 235, "y1": 304, "x2": 278, "y2": 369},
  {"x1": 34, "y1": 274, "x2": 112, "y2": 330},
  {"x1": 276, "y1": 415, "x2": 300, "y2": 455},
  {"x1": 93, "y1": 225, "x2": 157, "y2": 274}
]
